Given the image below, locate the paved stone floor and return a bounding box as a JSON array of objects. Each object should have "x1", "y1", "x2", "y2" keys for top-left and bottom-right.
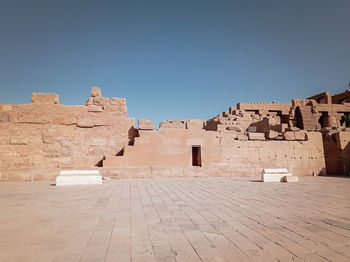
[{"x1": 0, "y1": 177, "x2": 350, "y2": 262}]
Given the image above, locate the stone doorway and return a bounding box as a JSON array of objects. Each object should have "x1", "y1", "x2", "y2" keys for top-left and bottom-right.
[{"x1": 192, "y1": 146, "x2": 202, "y2": 167}]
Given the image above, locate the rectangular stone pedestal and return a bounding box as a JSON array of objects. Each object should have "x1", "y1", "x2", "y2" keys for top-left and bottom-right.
[
  {"x1": 262, "y1": 168, "x2": 292, "y2": 182},
  {"x1": 56, "y1": 170, "x2": 102, "y2": 186}
]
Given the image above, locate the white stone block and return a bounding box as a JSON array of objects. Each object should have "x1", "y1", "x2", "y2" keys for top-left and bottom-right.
[
  {"x1": 262, "y1": 168, "x2": 292, "y2": 182},
  {"x1": 60, "y1": 170, "x2": 99, "y2": 176},
  {"x1": 56, "y1": 175, "x2": 102, "y2": 186},
  {"x1": 263, "y1": 168, "x2": 289, "y2": 174}
]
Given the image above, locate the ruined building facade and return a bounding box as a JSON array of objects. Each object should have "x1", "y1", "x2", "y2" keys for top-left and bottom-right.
[{"x1": 1, "y1": 87, "x2": 350, "y2": 181}]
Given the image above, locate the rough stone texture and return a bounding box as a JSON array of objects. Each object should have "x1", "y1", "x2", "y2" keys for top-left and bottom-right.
[
  {"x1": 0, "y1": 113, "x2": 9, "y2": 122},
  {"x1": 266, "y1": 130, "x2": 279, "y2": 139},
  {"x1": 159, "y1": 120, "x2": 186, "y2": 129},
  {"x1": 248, "y1": 132, "x2": 265, "y2": 140},
  {"x1": 236, "y1": 134, "x2": 248, "y2": 140},
  {"x1": 87, "y1": 105, "x2": 103, "y2": 112},
  {"x1": 0, "y1": 88, "x2": 134, "y2": 181},
  {"x1": 31, "y1": 93, "x2": 59, "y2": 104},
  {"x1": 91, "y1": 87, "x2": 101, "y2": 97},
  {"x1": 295, "y1": 131, "x2": 307, "y2": 141},
  {"x1": 10, "y1": 136, "x2": 27, "y2": 145},
  {"x1": 138, "y1": 119, "x2": 155, "y2": 130},
  {"x1": 4, "y1": 87, "x2": 350, "y2": 180},
  {"x1": 77, "y1": 118, "x2": 94, "y2": 128},
  {"x1": 283, "y1": 131, "x2": 295, "y2": 141}
]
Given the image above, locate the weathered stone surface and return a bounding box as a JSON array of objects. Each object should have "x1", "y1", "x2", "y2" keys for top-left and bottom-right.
[
  {"x1": 248, "y1": 132, "x2": 265, "y2": 140},
  {"x1": 186, "y1": 119, "x2": 203, "y2": 129},
  {"x1": 31, "y1": 93, "x2": 59, "y2": 104},
  {"x1": 266, "y1": 130, "x2": 278, "y2": 139},
  {"x1": 286, "y1": 127, "x2": 300, "y2": 131},
  {"x1": 77, "y1": 119, "x2": 94, "y2": 128},
  {"x1": 10, "y1": 136, "x2": 28, "y2": 145},
  {"x1": 85, "y1": 97, "x2": 94, "y2": 106},
  {"x1": 91, "y1": 87, "x2": 101, "y2": 97},
  {"x1": 294, "y1": 131, "x2": 306, "y2": 141},
  {"x1": 283, "y1": 131, "x2": 295, "y2": 141},
  {"x1": 85, "y1": 137, "x2": 106, "y2": 146},
  {"x1": 138, "y1": 119, "x2": 155, "y2": 130},
  {"x1": 19, "y1": 114, "x2": 52, "y2": 124},
  {"x1": 92, "y1": 97, "x2": 110, "y2": 106},
  {"x1": 247, "y1": 126, "x2": 257, "y2": 132},
  {"x1": 88, "y1": 106, "x2": 103, "y2": 112},
  {"x1": 226, "y1": 126, "x2": 242, "y2": 132},
  {"x1": 42, "y1": 135, "x2": 55, "y2": 144},
  {"x1": 110, "y1": 98, "x2": 126, "y2": 106},
  {"x1": 0, "y1": 113, "x2": 9, "y2": 122},
  {"x1": 159, "y1": 120, "x2": 186, "y2": 129},
  {"x1": 236, "y1": 134, "x2": 248, "y2": 140}
]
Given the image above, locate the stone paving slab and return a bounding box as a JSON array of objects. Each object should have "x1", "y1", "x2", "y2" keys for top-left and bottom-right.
[{"x1": 0, "y1": 177, "x2": 350, "y2": 262}]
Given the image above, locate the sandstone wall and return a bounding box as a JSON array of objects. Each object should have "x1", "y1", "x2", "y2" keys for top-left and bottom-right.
[
  {"x1": 103, "y1": 128, "x2": 325, "y2": 178},
  {"x1": 0, "y1": 89, "x2": 134, "y2": 181},
  {"x1": 323, "y1": 131, "x2": 350, "y2": 175}
]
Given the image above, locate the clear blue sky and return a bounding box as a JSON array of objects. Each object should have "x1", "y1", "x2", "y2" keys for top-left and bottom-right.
[{"x1": 0, "y1": 0, "x2": 349, "y2": 125}]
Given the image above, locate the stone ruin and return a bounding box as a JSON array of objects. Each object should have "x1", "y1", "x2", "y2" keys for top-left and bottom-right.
[{"x1": 1, "y1": 86, "x2": 350, "y2": 181}]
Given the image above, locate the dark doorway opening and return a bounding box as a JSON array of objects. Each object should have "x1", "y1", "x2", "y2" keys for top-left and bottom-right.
[{"x1": 192, "y1": 146, "x2": 202, "y2": 167}]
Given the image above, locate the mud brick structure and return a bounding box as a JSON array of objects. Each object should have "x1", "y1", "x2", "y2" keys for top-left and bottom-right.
[{"x1": 2, "y1": 86, "x2": 350, "y2": 181}]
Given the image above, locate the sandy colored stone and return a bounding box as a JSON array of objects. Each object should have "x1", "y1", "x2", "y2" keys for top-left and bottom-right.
[
  {"x1": 0, "y1": 113, "x2": 9, "y2": 122},
  {"x1": 294, "y1": 131, "x2": 307, "y2": 141},
  {"x1": 87, "y1": 105, "x2": 103, "y2": 112},
  {"x1": 248, "y1": 132, "x2": 265, "y2": 140},
  {"x1": 266, "y1": 130, "x2": 278, "y2": 139},
  {"x1": 283, "y1": 131, "x2": 295, "y2": 141},
  {"x1": 91, "y1": 87, "x2": 101, "y2": 97},
  {"x1": 31, "y1": 93, "x2": 59, "y2": 104},
  {"x1": 77, "y1": 119, "x2": 94, "y2": 128},
  {"x1": 10, "y1": 136, "x2": 27, "y2": 145},
  {"x1": 138, "y1": 119, "x2": 155, "y2": 130}
]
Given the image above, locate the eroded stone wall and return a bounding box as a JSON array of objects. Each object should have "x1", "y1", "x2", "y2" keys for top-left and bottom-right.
[{"x1": 0, "y1": 88, "x2": 134, "y2": 181}]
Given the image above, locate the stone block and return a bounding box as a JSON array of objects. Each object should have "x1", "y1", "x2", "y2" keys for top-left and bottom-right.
[
  {"x1": 262, "y1": 169, "x2": 292, "y2": 182},
  {"x1": 282, "y1": 176, "x2": 299, "y2": 182},
  {"x1": 283, "y1": 131, "x2": 295, "y2": 140},
  {"x1": 286, "y1": 127, "x2": 300, "y2": 131},
  {"x1": 19, "y1": 114, "x2": 52, "y2": 124},
  {"x1": 186, "y1": 119, "x2": 204, "y2": 129},
  {"x1": 138, "y1": 119, "x2": 155, "y2": 130},
  {"x1": 236, "y1": 134, "x2": 248, "y2": 141},
  {"x1": 77, "y1": 119, "x2": 94, "y2": 128},
  {"x1": 266, "y1": 130, "x2": 278, "y2": 139},
  {"x1": 247, "y1": 126, "x2": 257, "y2": 132},
  {"x1": 110, "y1": 98, "x2": 126, "y2": 106},
  {"x1": 248, "y1": 132, "x2": 265, "y2": 140},
  {"x1": 10, "y1": 136, "x2": 28, "y2": 145},
  {"x1": 159, "y1": 120, "x2": 186, "y2": 129},
  {"x1": 31, "y1": 93, "x2": 59, "y2": 104},
  {"x1": 91, "y1": 87, "x2": 101, "y2": 97},
  {"x1": 294, "y1": 131, "x2": 306, "y2": 141},
  {"x1": 85, "y1": 97, "x2": 94, "y2": 106},
  {"x1": 42, "y1": 135, "x2": 55, "y2": 144},
  {"x1": 92, "y1": 97, "x2": 110, "y2": 106},
  {"x1": 87, "y1": 106, "x2": 103, "y2": 112},
  {"x1": 56, "y1": 175, "x2": 102, "y2": 185},
  {"x1": 0, "y1": 113, "x2": 9, "y2": 122},
  {"x1": 227, "y1": 126, "x2": 242, "y2": 132}
]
